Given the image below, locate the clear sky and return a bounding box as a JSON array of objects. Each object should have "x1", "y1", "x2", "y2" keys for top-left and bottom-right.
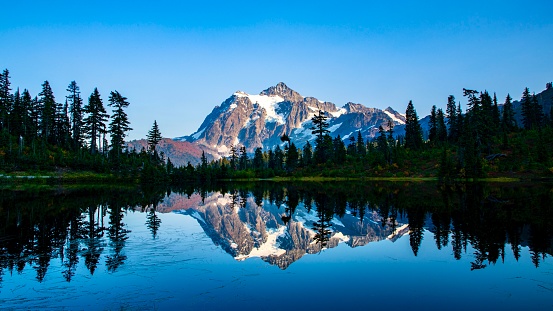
[{"x1": 1, "y1": 1, "x2": 552, "y2": 140}]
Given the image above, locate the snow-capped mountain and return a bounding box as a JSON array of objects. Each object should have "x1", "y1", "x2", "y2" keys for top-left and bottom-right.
[{"x1": 175, "y1": 82, "x2": 406, "y2": 156}]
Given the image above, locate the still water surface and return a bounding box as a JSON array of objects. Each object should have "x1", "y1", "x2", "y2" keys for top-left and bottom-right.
[{"x1": 0, "y1": 182, "x2": 552, "y2": 310}]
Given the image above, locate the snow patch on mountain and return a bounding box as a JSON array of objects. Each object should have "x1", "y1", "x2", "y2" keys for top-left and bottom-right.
[
  {"x1": 329, "y1": 107, "x2": 347, "y2": 118},
  {"x1": 384, "y1": 110, "x2": 405, "y2": 124},
  {"x1": 234, "y1": 92, "x2": 285, "y2": 124},
  {"x1": 191, "y1": 128, "x2": 205, "y2": 140},
  {"x1": 328, "y1": 123, "x2": 342, "y2": 133}
]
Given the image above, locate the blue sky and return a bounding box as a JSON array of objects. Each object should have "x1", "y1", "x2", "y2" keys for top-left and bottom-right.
[{"x1": 1, "y1": 1, "x2": 552, "y2": 140}]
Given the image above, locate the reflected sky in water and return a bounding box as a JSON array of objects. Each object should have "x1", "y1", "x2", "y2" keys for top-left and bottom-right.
[{"x1": 1, "y1": 183, "x2": 552, "y2": 310}]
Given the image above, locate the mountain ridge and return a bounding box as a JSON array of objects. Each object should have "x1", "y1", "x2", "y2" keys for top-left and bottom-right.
[{"x1": 175, "y1": 82, "x2": 407, "y2": 157}]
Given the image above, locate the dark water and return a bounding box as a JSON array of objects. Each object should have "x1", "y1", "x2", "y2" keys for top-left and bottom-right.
[{"x1": 0, "y1": 182, "x2": 552, "y2": 310}]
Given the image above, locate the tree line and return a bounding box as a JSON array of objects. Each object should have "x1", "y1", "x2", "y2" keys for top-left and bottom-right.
[
  {"x1": 0, "y1": 68, "x2": 168, "y2": 183},
  {"x1": 1, "y1": 67, "x2": 552, "y2": 182}
]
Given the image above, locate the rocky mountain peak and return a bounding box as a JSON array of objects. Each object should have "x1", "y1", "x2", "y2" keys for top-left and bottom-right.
[{"x1": 260, "y1": 82, "x2": 304, "y2": 102}]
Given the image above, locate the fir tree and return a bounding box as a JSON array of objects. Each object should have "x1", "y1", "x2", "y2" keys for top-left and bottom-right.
[
  {"x1": 287, "y1": 143, "x2": 299, "y2": 170},
  {"x1": 310, "y1": 110, "x2": 330, "y2": 163},
  {"x1": 274, "y1": 145, "x2": 284, "y2": 170},
  {"x1": 147, "y1": 120, "x2": 162, "y2": 152},
  {"x1": 67, "y1": 81, "x2": 84, "y2": 150},
  {"x1": 436, "y1": 108, "x2": 447, "y2": 143},
  {"x1": 38, "y1": 80, "x2": 57, "y2": 143},
  {"x1": 376, "y1": 125, "x2": 388, "y2": 163},
  {"x1": 10, "y1": 88, "x2": 23, "y2": 137},
  {"x1": 253, "y1": 147, "x2": 264, "y2": 170},
  {"x1": 333, "y1": 135, "x2": 346, "y2": 163},
  {"x1": 492, "y1": 93, "x2": 501, "y2": 130},
  {"x1": 83, "y1": 88, "x2": 109, "y2": 154},
  {"x1": 501, "y1": 94, "x2": 516, "y2": 132},
  {"x1": 404, "y1": 100, "x2": 423, "y2": 150},
  {"x1": 239, "y1": 146, "x2": 248, "y2": 170},
  {"x1": 446, "y1": 95, "x2": 458, "y2": 142},
  {"x1": 520, "y1": 88, "x2": 542, "y2": 130},
  {"x1": 0, "y1": 69, "x2": 12, "y2": 132},
  {"x1": 229, "y1": 145, "x2": 238, "y2": 170},
  {"x1": 108, "y1": 91, "x2": 132, "y2": 158},
  {"x1": 428, "y1": 105, "x2": 437, "y2": 144},
  {"x1": 302, "y1": 141, "x2": 313, "y2": 166},
  {"x1": 356, "y1": 130, "x2": 366, "y2": 156}
]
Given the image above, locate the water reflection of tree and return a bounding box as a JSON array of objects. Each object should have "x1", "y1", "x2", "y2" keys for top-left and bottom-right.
[
  {"x1": 2, "y1": 181, "x2": 553, "y2": 286},
  {"x1": 312, "y1": 192, "x2": 334, "y2": 248},
  {"x1": 82, "y1": 204, "x2": 105, "y2": 275},
  {"x1": 106, "y1": 198, "x2": 129, "y2": 273},
  {"x1": 146, "y1": 203, "x2": 162, "y2": 239},
  {"x1": 62, "y1": 212, "x2": 85, "y2": 282}
]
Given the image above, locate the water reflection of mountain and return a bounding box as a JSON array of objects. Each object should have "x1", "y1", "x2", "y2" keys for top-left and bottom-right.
[
  {"x1": 159, "y1": 182, "x2": 553, "y2": 270},
  {"x1": 165, "y1": 191, "x2": 408, "y2": 269}
]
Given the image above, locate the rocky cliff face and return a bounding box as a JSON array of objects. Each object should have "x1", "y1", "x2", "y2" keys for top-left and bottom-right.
[{"x1": 175, "y1": 82, "x2": 406, "y2": 156}]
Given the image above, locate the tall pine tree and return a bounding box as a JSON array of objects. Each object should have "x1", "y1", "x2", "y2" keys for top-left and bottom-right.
[
  {"x1": 83, "y1": 88, "x2": 108, "y2": 154},
  {"x1": 147, "y1": 120, "x2": 162, "y2": 153},
  {"x1": 67, "y1": 81, "x2": 84, "y2": 150},
  {"x1": 0, "y1": 69, "x2": 12, "y2": 132},
  {"x1": 404, "y1": 101, "x2": 423, "y2": 150},
  {"x1": 38, "y1": 81, "x2": 57, "y2": 144},
  {"x1": 108, "y1": 90, "x2": 132, "y2": 158}
]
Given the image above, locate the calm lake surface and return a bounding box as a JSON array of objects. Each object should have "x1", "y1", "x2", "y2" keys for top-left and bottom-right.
[{"x1": 1, "y1": 182, "x2": 552, "y2": 310}]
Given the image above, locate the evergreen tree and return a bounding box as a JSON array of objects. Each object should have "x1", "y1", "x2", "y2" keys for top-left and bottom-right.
[
  {"x1": 521, "y1": 88, "x2": 542, "y2": 130},
  {"x1": 436, "y1": 108, "x2": 447, "y2": 143},
  {"x1": 38, "y1": 80, "x2": 57, "y2": 143},
  {"x1": 404, "y1": 100, "x2": 423, "y2": 150},
  {"x1": 428, "y1": 105, "x2": 437, "y2": 144},
  {"x1": 310, "y1": 110, "x2": 330, "y2": 163},
  {"x1": 10, "y1": 88, "x2": 23, "y2": 137},
  {"x1": 446, "y1": 95, "x2": 458, "y2": 142},
  {"x1": 386, "y1": 120, "x2": 396, "y2": 164},
  {"x1": 274, "y1": 145, "x2": 284, "y2": 170},
  {"x1": 267, "y1": 149, "x2": 275, "y2": 170},
  {"x1": 333, "y1": 136, "x2": 346, "y2": 163},
  {"x1": 200, "y1": 151, "x2": 208, "y2": 171},
  {"x1": 492, "y1": 93, "x2": 501, "y2": 130},
  {"x1": 67, "y1": 81, "x2": 84, "y2": 150},
  {"x1": 27, "y1": 93, "x2": 40, "y2": 140},
  {"x1": 376, "y1": 125, "x2": 388, "y2": 163},
  {"x1": 531, "y1": 93, "x2": 543, "y2": 129},
  {"x1": 229, "y1": 145, "x2": 238, "y2": 170},
  {"x1": 108, "y1": 91, "x2": 132, "y2": 158},
  {"x1": 0, "y1": 69, "x2": 12, "y2": 132},
  {"x1": 302, "y1": 141, "x2": 313, "y2": 166},
  {"x1": 287, "y1": 143, "x2": 299, "y2": 170},
  {"x1": 54, "y1": 99, "x2": 70, "y2": 147},
  {"x1": 147, "y1": 120, "x2": 162, "y2": 152},
  {"x1": 83, "y1": 88, "x2": 109, "y2": 154},
  {"x1": 356, "y1": 130, "x2": 366, "y2": 156},
  {"x1": 239, "y1": 146, "x2": 248, "y2": 170},
  {"x1": 347, "y1": 135, "x2": 356, "y2": 156},
  {"x1": 253, "y1": 147, "x2": 264, "y2": 170},
  {"x1": 501, "y1": 94, "x2": 516, "y2": 132}
]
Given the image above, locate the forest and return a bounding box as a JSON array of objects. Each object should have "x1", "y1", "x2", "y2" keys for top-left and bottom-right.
[{"x1": 1, "y1": 68, "x2": 552, "y2": 184}]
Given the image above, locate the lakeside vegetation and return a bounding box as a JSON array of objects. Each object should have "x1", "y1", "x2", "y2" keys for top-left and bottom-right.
[{"x1": 1, "y1": 68, "x2": 552, "y2": 184}]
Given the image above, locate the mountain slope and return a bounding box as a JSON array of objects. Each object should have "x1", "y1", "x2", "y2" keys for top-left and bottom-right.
[{"x1": 175, "y1": 82, "x2": 405, "y2": 156}]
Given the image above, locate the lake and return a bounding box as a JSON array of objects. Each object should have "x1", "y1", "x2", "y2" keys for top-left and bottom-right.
[{"x1": 1, "y1": 182, "x2": 552, "y2": 310}]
